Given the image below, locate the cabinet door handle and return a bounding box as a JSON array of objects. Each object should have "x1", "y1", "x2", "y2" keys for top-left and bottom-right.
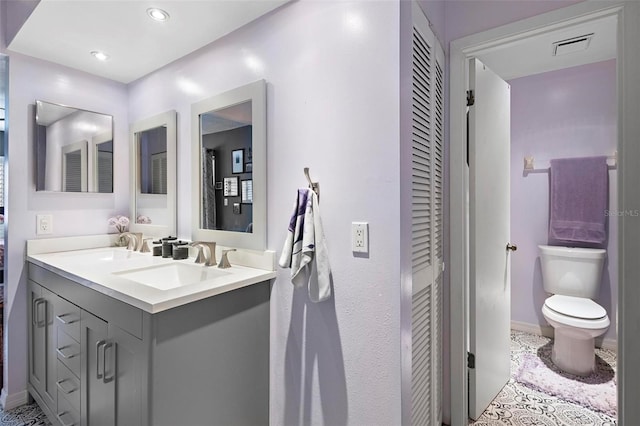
[
  {"x1": 57, "y1": 411, "x2": 76, "y2": 426},
  {"x1": 31, "y1": 298, "x2": 40, "y2": 326},
  {"x1": 56, "y1": 346, "x2": 77, "y2": 359},
  {"x1": 102, "y1": 342, "x2": 115, "y2": 384},
  {"x1": 96, "y1": 340, "x2": 106, "y2": 380},
  {"x1": 32, "y1": 298, "x2": 45, "y2": 327},
  {"x1": 56, "y1": 313, "x2": 78, "y2": 325},
  {"x1": 56, "y1": 379, "x2": 77, "y2": 394}
]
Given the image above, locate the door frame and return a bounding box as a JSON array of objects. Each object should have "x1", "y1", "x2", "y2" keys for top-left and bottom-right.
[{"x1": 448, "y1": 2, "x2": 640, "y2": 425}]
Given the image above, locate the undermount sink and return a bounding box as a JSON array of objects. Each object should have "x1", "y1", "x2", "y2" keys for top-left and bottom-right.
[
  {"x1": 57, "y1": 248, "x2": 144, "y2": 262},
  {"x1": 112, "y1": 263, "x2": 230, "y2": 290}
]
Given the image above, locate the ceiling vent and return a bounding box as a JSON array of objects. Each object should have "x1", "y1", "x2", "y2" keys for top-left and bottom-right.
[{"x1": 552, "y1": 33, "x2": 594, "y2": 56}]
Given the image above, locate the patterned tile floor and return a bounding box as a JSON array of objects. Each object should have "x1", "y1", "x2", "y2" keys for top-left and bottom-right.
[
  {"x1": 0, "y1": 402, "x2": 50, "y2": 426},
  {"x1": 471, "y1": 330, "x2": 617, "y2": 426},
  {"x1": 0, "y1": 330, "x2": 617, "y2": 426}
]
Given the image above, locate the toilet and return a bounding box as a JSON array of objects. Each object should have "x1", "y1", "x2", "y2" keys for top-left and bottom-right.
[{"x1": 539, "y1": 245, "x2": 610, "y2": 376}]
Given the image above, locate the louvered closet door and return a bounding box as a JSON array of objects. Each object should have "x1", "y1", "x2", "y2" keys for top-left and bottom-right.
[
  {"x1": 410, "y1": 2, "x2": 444, "y2": 425},
  {"x1": 62, "y1": 141, "x2": 87, "y2": 192}
]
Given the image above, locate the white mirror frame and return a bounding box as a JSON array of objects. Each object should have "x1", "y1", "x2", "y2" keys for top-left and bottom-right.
[
  {"x1": 129, "y1": 110, "x2": 177, "y2": 237},
  {"x1": 191, "y1": 80, "x2": 266, "y2": 251}
]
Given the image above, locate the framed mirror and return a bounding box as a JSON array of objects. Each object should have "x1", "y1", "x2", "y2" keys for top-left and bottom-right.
[
  {"x1": 130, "y1": 110, "x2": 177, "y2": 237},
  {"x1": 35, "y1": 100, "x2": 113, "y2": 192},
  {"x1": 191, "y1": 80, "x2": 266, "y2": 251}
]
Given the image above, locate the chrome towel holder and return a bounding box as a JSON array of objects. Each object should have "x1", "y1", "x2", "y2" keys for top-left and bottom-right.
[{"x1": 304, "y1": 167, "x2": 320, "y2": 201}]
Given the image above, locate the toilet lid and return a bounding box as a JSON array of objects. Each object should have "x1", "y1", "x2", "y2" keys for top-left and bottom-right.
[{"x1": 545, "y1": 295, "x2": 606, "y2": 319}]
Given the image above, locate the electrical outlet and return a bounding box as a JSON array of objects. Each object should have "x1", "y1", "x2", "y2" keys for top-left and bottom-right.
[
  {"x1": 37, "y1": 214, "x2": 53, "y2": 235},
  {"x1": 352, "y1": 222, "x2": 369, "y2": 254}
]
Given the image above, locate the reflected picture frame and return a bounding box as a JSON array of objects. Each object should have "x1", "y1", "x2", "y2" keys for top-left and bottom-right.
[{"x1": 232, "y1": 149, "x2": 244, "y2": 174}]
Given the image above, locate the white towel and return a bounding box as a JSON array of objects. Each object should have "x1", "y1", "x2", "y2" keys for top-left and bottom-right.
[{"x1": 279, "y1": 189, "x2": 331, "y2": 302}]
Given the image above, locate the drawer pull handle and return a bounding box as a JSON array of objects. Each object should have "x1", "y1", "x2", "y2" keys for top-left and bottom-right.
[
  {"x1": 56, "y1": 314, "x2": 78, "y2": 325},
  {"x1": 57, "y1": 411, "x2": 76, "y2": 426},
  {"x1": 56, "y1": 346, "x2": 77, "y2": 360},
  {"x1": 96, "y1": 340, "x2": 106, "y2": 380},
  {"x1": 56, "y1": 379, "x2": 77, "y2": 394}
]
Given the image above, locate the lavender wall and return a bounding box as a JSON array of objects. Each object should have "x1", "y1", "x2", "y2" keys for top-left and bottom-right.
[
  {"x1": 3, "y1": 52, "x2": 128, "y2": 404},
  {"x1": 510, "y1": 60, "x2": 617, "y2": 341},
  {"x1": 128, "y1": 1, "x2": 403, "y2": 424}
]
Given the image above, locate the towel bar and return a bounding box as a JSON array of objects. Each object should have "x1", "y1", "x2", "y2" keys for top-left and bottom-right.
[{"x1": 523, "y1": 151, "x2": 617, "y2": 174}]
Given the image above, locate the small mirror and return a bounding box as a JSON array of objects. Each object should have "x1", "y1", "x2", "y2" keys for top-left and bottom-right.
[
  {"x1": 192, "y1": 80, "x2": 266, "y2": 250},
  {"x1": 130, "y1": 111, "x2": 177, "y2": 237},
  {"x1": 35, "y1": 100, "x2": 113, "y2": 192}
]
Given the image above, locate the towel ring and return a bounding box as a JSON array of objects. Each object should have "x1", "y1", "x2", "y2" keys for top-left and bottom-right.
[{"x1": 304, "y1": 167, "x2": 320, "y2": 201}]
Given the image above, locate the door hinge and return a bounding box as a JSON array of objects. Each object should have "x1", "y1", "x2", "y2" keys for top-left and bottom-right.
[
  {"x1": 466, "y1": 90, "x2": 475, "y2": 106},
  {"x1": 467, "y1": 352, "x2": 475, "y2": 369}
]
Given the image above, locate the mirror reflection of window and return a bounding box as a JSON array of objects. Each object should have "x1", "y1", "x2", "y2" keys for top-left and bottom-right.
[
  {"x1": 200, "y1": 100, "x2": 253, "y2": 233},
  {"x1": 61, "y1": 140, "x2": 87, "y2": 192}
]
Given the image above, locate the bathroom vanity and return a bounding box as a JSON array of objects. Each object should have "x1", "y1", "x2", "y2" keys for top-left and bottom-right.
[{"x1": 26, "y1": 238, "x2": 276, "y2": 426}]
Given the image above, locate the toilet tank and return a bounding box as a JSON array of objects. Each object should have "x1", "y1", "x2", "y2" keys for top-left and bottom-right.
[{"x1": 538, "y1": 245, "x2": 606, "y2": 299}]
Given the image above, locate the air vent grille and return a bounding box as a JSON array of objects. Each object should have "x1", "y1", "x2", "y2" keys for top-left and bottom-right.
[{"x1": 552, "y1": 33, "x2": 594, "y2": 56}]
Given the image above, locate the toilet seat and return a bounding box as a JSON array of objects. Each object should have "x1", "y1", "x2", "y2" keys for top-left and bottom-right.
[{"x1": 543, "y1": 295, "x2": 610, "y2": 330}]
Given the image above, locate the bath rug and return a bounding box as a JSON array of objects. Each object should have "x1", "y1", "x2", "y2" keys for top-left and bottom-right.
[{"x1": 514, "y1": 352, "x2": 617, "y2": 417}]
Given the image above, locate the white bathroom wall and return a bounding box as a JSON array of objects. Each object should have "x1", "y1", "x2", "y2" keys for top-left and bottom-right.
[
  {"x1": 128, "y1": 1, "x2": 402, "y2": 424},
  {"x1": 510, "y1": 60, "x2": 618, "y2": 342},
  {"x1": 2, "y1": 52, "x2": 128, "y2": 405}
]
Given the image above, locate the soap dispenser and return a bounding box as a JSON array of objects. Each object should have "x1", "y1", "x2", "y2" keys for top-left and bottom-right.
[
  {"x1": 161, "y1": 236, "x2": 178, "y2": 258},
  {"x1": 172, "y1": 241, "x2": 189, "y2": 260}
]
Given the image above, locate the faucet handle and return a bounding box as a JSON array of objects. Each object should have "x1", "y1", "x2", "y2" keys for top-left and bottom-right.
[
  {"x1": 218, "y1": 249, "x2": 237, "y2": 269},
  {"x1": 190, "y1": 244, "x2": 206, "y2": 264},
  {"x1": 140, "y1": 238, "x2": 153, "y2": 253}
]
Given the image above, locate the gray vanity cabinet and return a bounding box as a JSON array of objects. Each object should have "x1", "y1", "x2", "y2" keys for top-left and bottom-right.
[
  {"x1": 80, "y1": 311, "x2": 111, "y2": 426},
  {"x1": 28, "y1": 261, "x2": 270, "y2": 426},
  {"x1": 28, "y1": 265, "x2": 148, "y2": 426},
  {"x1": 28, "y1": 281, "x2": 57, "y2": 410},
  {"x1": 80, "y1": 311, "x2": 145, "y2": 426}
]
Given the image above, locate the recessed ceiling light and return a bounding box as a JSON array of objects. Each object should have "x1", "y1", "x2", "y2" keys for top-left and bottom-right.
[
  {"x1": 147, "y1": 8, "x2": 170, "y2": 22},
  {"x1": 90, "y1": 51, "x2": 110, "y2": 61}
]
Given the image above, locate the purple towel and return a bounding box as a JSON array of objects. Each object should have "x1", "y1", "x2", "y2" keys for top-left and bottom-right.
[{"x1": 549, "y1": 156, "x2": 608, "y2": 246}]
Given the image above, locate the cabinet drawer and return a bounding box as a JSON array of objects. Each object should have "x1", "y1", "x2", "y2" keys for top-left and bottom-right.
[
  {"x1": 55, "y1": 297, "x2": 81, "y2": 343},
  {"x1": 56, "y1": 330, "x2": 80, "y2": 377},
  {"x1": 56, "y1": 360, "x2": 80, "y2": 414},
  {"x1": 56, "y1": 391, "x2": 80, "y2": 426}
]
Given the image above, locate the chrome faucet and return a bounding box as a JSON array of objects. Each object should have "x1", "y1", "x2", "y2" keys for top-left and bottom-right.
[
  {"x1": 189, "y1": 242, "x2": 217, "y2": 266},
  {"x1": 121, "y1": 232, "x2": 143, "y2": 251},
  {"x1": 218, "y1": 249, "x2": 236, "y2": 269}
]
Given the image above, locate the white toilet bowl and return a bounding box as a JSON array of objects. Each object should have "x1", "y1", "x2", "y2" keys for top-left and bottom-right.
[{"x1": 541, "y1": 294, "x2": 609, "y2": 376}]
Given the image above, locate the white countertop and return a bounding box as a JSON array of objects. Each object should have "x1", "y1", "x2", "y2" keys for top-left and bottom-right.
[{"x1": 28, "y1": 245, "x2": 277, "y2": 314}]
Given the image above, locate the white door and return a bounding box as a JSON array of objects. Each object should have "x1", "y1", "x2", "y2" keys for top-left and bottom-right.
[{"x1": 468, "y1": 58, "x2": 512, "y2": 420}]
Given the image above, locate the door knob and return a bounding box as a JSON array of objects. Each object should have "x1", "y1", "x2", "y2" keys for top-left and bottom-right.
[{"x1": 506, "y1": 243, "x2": 517, "y2": 252}]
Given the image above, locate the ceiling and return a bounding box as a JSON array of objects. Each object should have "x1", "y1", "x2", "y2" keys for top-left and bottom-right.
[
  {"x1": 8, "y1": 0, "x2": 290, "y2": 84},
  {"x1": 477, "y1": 14, "x2": 617, "y2": 81}
]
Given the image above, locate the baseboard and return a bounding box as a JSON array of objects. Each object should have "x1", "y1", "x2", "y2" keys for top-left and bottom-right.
[
  {"x1": 510, "y1": 320, "x2": 618, "y2": 351},
  {"x1": 0, "y1": 388, "x2": 30, "y2": 410}
]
